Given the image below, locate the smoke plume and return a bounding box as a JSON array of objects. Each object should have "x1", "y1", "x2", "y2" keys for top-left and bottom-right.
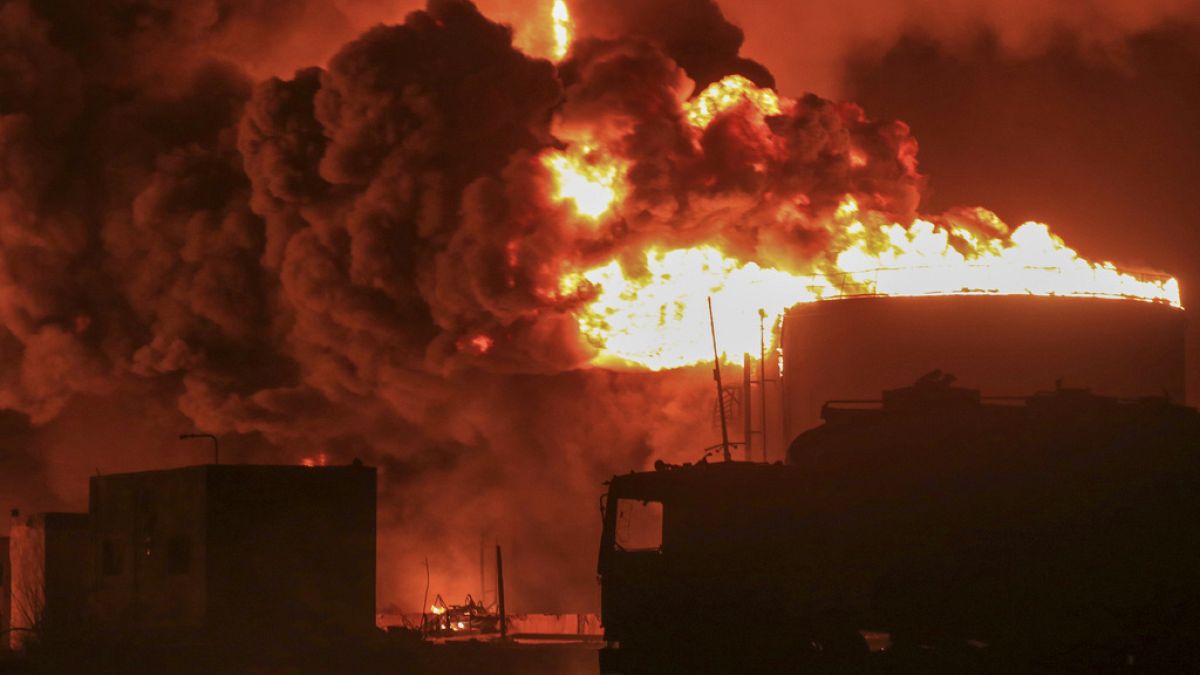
[
  {"x1": 1, "y1": 0, "x2": 1189, "y2": 613},
  {"x1": 722, "y1": 0, "x2": 1200, "y2": 96}
]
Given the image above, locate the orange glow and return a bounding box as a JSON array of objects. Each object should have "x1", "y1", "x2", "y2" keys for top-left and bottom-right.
[
  {"x1": 684, "y1": 74, "x2": 783, "y2": 129},
  {"x1": 543, "y1": 141, "x2": 625, "y2": 220},
  {"x1": 301, "y1": 452, "x2": 329, "y2": 467},
  {"x1": 551, "y1": 0, "x2": 572, "y2": 61},
  {"x1": 565, "y1": 247, "x2": 813, "y2": 370},
  {"x1": 563, "y1": 196, "x2": 1180, "y2": 371},
  {"x1": 469, "y1": 335, "x2": 493, "y2": 354},
  {"x1": 542, "y1": 79, "x2": 1180, "y2": 370}
]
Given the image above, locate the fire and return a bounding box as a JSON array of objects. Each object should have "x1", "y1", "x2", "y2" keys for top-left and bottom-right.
[
  {"x1": 551, "y1": 0, "x2": 572, "y2": 61},
  {"x1": 684, "y1": 74, "x2": 783, "y2": 129},
  {"x1": 563, "y1": 196, "x2": 1179, "y2": 371},
  {"x1": 540, "y1": 78, "x2": 1179, "y2": 371},
  {"x1": 459, "y1": 334, "x2": 493, "y2": 355},
  {"x1": 543, "y1": 141, "x2": 625, "y2": 220},
  {"x1": 301, "y1": 453, "x2": 329, "y2": 467},
  {"x1": 566, "y1": 247, "x2": 816, "y2": 370}
]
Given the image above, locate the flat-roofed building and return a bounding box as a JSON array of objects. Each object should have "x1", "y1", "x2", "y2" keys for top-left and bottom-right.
[{"x1": 88, "y1": 463, "x2": 375, "y2": 644}]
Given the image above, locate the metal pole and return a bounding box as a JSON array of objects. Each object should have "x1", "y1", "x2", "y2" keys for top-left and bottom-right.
[
  {"x1": 759, "y1": 309, "x2": 768, "y2": 463},
  {"x1": 178, "y1": 433, "x2": 219, "y2": 464},
  {"x1": 422, "y1": 557, "x2": 430, "y2": 634},
  {"x1": 743, "y1": 353, "x2": 753, "y2": 461},
  {"x1": 779, "y1": 318, "x2": 789, "y2": 455},
  {"x1": 708, "y1": 297, "x2": 732, "y2": 462},
  {"x1": 496, "y1": 545, "x2": 508, "y2": 640}
]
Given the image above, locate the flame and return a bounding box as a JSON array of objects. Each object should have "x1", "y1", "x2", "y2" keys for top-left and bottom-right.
[
  {"x1": 566, "y1": 247, "x2": 814, "y2": 370},
  {"x1": 301, "y1": 452, "x2": 328, "y2": 467},
  {"x1": 543, "y1": 141, "x2": 625, "y2": 220},
  {"x1": 541, "y1": 79, "x2": 1180, "y2": 371},
  {"x1": 431, "y1": 604, "x2": 446, "y2": 615},
  {"x1": 564, "y1": 196, "x2": 1180, "y2": 371},
  {"x1": 460, "y1": 334, "x2": 493, "y2": 355},
  {"x1": 551, "y1": 0, "x2": 572, "y2": 61},
  {"x1": 684, "y1": 75, "x2": 783, "y2": 129}
]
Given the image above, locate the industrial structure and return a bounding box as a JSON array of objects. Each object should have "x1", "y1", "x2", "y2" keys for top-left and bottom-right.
[
  {"x1": 780, "y1": 295, "x2": 1186, "y2": 436},
  {"x1": 598, "y1": 376, "x2": 1200, "y2": 672},
  {"x1": 2, "y1": 462, "x2": 376, "y2": 650},
  {"x1": 88, "y1": 463, "x2": 376, "y2": 643}
]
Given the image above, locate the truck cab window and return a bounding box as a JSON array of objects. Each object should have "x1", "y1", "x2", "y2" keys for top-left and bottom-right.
[{"x1": 614, "y1": 499, "x2": 663, "y2": 552}]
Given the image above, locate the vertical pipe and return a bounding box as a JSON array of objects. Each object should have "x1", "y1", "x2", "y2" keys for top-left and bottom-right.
[
  {"x1": 759, "y1": 309, "x2": 768, "y2": 463},
  {"x1": 708, "y1": 297, "x2": 732, "y2": 461},
  {"x1": 496, "y1": 545, "x2": 508, "y2": 639},
  {"x1": 743, "y1": 353, "x2": 753, "y2": 461},
  {"x1": 479, "y1": 534, "x2": 486, "y2": 607}
]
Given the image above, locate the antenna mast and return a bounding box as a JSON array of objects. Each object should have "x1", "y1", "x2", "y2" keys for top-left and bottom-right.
[
  {"x1": 759, "y1": 308, "x2": 768, "y2": 463},
  {"x1": 708, "y1": 297, "x2": 732, "y2": 462}
]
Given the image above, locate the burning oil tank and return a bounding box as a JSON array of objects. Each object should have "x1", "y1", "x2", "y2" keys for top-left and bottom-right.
[{"x1": 781, "y1": 295, "x2": 1186, "y2": 437}]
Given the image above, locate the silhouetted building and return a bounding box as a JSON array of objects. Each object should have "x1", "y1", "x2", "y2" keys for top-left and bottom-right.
[
  {"x1": 8, "y1": 513, "x2": 89, "y2": 650},
  {"x1": 87, "y1": 464, "x2": 375, "y2": 644}
]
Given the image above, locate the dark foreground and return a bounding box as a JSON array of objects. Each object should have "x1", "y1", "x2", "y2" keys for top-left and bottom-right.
[
  {"x1": 0, "y1": 639, "x2": 598, "y2": 675},
  {"x1": 3, "y1": 639, "x2": 1197, "y2": 675}
]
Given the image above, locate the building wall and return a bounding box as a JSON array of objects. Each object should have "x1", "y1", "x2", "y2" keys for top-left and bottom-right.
[
  {"x1": 88, "y1": 467, "x2": 209, "y2": 638},
  {"x1": 205, "y1": 465, "x2": 376, "y2": 642},
  {"x1": 88, "y1": 464, "x2": 376, "y2": 643},
  {"x1": 782, "y1": 296, "x2": 1187, "y2": 438},
  {"x1": 1, "y1": 537, "x2": 9, "y2": 650},
  {"x1": 8, "y1": 513, "x2": 89, "y2": 649}
]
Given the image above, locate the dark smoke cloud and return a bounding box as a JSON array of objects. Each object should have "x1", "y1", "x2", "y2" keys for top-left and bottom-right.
[
  {"x1": 546, "y1": 32, "x2": 922, "y2": 275},
  {"x1": 845, "y1": 24, "x2": 1200, "y2": 403},
  {"x1": 0, "y1": 0, "x2": 932, "y2": 610},
  {"x1": 571, "y1": 0, "x2": 774, "y2": 89},
  {"x1": 720, "y1": 0, "x2": 1200, "y2": 97},
  {"x1": 2, "y1": 0, "x2": 732, "y2": 611},
  {"x1": 6, "y1": 0, "x2": 1184, "y2": 615}
]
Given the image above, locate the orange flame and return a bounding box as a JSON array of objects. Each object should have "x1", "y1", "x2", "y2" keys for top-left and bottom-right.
[
  {"x1": 684, "y1": 74, "x2": 783, "y2": 129},
  {"x1": 543, "y1": 141, "x2": 626, "y2": 220},
  {"x1": 551, "y1": 0, "x2": 572, "y2": 61},
  {"x1": 301, "y1": 452, "x2": 329, "y2": 467},
  {"x1": 544, "y1": 78, "x2": 1180, "y2": 371},
  {"x1": 563, "y1": 197, "x2": 1179, "y2": 370}
]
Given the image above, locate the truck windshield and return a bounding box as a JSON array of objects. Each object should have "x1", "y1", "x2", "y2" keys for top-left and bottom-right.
[{"x1": 614, "y1": 499, "x2": 663, "y2": 552}]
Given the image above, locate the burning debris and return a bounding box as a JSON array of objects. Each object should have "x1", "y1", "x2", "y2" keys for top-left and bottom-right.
[{"x1": 424, "y1": 594, "x2": 501, "y2": 637}]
